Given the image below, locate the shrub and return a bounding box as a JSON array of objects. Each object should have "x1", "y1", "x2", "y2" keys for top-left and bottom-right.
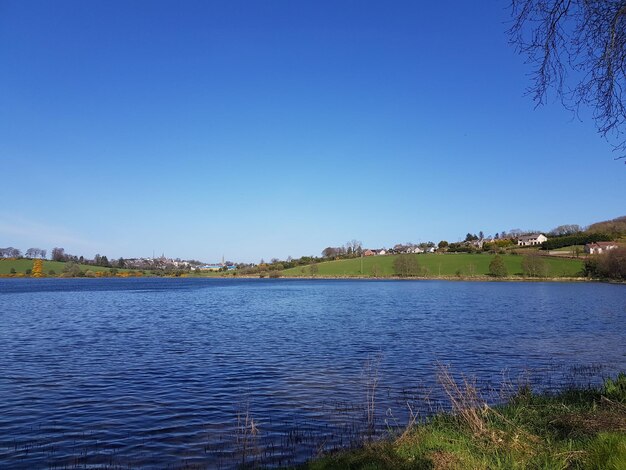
[
  {"x1": 268, "y1": 271, "x2": 282, "y2": 278},
  {"x1": 63, "y1": 262, "x2": 82, "y2": 277},
  {"x1": 9, "y1": 267, "x2": 16, "y2": 274},
  {"x1": 48, "y1": 270, "x2": 56, "y2": 275},
  {"x1": 32, "y1": 259, "x2": 44, "y2": 277}
]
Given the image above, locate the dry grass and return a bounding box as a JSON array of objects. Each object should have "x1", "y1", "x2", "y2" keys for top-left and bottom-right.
[
  {"x1": 363, "y1": 354, "x2": 382, "y2": 437},
  {"x1": 436, "y1": 363, "x2": 489, "y2": 436},
  {"x1": 236, "y1": 401, "x2": 259, "y2": 465}
]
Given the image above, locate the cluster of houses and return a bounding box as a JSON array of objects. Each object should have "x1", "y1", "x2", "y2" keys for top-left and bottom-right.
[
  {"x1": 123, "y1": 256, "x2": 193, "y2": 270},
  {"x1": 360, "y1": 234, "x2": 620, "y2": 257},
  {"x1": 363, "y1": 245, "x2": 436, "y2": 256},
  {"x1": 192, "y1": 263, "x2": 236, "y2": 271}
]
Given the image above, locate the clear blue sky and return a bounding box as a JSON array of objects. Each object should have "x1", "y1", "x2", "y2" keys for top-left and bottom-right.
[{"x1": 1, "y1": 1, "x2": 624, "y2": 263}]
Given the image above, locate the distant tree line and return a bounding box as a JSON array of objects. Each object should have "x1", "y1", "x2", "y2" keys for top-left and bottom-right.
[
  {"x1": 322, "y1": 240, "x2": 363, "y2": 259},
  {"x1": 0, "y1": 247, "x2": 23, "y2": 258},
  {"x1": 0, "y1": 247, "x2": 49, "y2": 259}
]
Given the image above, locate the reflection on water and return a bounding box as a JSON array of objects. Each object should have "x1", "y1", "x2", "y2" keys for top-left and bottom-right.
[{"x1": 0, "y1": 278, "x2": 624, "y2": 468}]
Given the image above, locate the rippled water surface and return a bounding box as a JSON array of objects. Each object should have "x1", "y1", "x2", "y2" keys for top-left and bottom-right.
[{"x1": 0, "y1": 278, "x2": 624, "y2": 468}]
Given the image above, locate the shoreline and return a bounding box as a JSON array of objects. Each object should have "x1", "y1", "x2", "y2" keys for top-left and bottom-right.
[
  {"x1": 1, "y1": 274, "x2": 624, "y2": 284},
  {"x1": 303, "y1": 373, "x2": 626, "y2": 469}
]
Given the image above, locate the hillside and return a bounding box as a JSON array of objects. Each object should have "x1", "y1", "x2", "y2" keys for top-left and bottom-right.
[
  {"x1": 0, "y1": 259, "x2": 126, "y2": 276},
  {"x1": 586, "y1": 215, "x2": 626, "y2": 235},
  {"x1": 282, "y1": 253, "x2": 584, "y2": 278}
]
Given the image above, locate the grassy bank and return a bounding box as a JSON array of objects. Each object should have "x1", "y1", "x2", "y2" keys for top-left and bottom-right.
[
  {"x1": 303, "y1": 373, "x2": 626, "y2": 470},
  {"x1": 282, "y1": 253, "x2": 584, "y2": 278},
  {"x1": 0, "y1": 259, "x2": 136, "y2": 277}
]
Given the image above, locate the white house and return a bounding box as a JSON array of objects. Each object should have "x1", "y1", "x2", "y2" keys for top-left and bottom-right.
[
  {"x1": 585, "y1": 242, "x2": 619, "y2": 254},
  {"x1": 517, "y1": 234, "x2": 548, "y2": 246}
]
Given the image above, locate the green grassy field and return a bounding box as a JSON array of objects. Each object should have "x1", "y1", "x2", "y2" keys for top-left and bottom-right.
[
  {"x1": 282, "y1": 253, "x2": 584, "y2": 278},
  {"x1": 0, "y1": 259, "x2": 123, "y2": 275},
  {"x1": 551, "y1": 245, "x2": 585, "y2": 252}
]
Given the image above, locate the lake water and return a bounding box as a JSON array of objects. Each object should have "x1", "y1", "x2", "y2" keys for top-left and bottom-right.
[{"x1": 0, "y1": 278, "x2": 624, "y2": 468}]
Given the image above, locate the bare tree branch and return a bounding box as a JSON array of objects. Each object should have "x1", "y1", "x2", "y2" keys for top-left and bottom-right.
[{"x1": 510, "y1": 0, "x2": 626, "y2": 160}]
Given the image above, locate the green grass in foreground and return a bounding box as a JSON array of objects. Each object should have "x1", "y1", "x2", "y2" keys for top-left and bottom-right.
[
  {"x1": 0, "y1": 259, "x2": 124, "y2": 275},
  {"x1": 303, "y1": 374, "x2": 626, "y2": 470},
  {"x1": 282, "y1": 253, "x2": 584, "y2": 278}
]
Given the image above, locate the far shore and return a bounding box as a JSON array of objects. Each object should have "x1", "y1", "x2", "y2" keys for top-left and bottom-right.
[{"x1": 2, "y1": 274, "x2": 624, "y2": 284}]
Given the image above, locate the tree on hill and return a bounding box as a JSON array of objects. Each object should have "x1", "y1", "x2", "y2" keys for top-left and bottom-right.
[
  {"x1": 393, "y1": 255, "x2": 424, "y2": 277},
  {"x1": 51, "y1": 247, "x2": 66, "y2": 262},
  {"x1": 488, "y1": 255, "x2": 508, "y2": 277},
  {"x1": 510, "y1": 1, "x2": 626, "y2": 160},
  {"x1": 0, "y1": 247, "x2": 21, "y2": 258},
  {"x1": 25, "y1": 248, "x2": 46, "y2": 259},
  {"x1": 521, "y1": 254, "x2": 548, "y2": 277},
  {"x1": 346, "y1": 240, "x2": 362, "y2": 257}
]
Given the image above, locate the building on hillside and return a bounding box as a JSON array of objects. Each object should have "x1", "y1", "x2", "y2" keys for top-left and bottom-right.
[
  {"x1": 470, "y1": 239, "x2": 484, "y2": 249},
  {"x1": 585, "y1": 242, "x2": 619, "y2": 254},
  {"x1": 517, "y1": 234, "x2": 548, "y2": 246},
  {"x1": 363, "y1": 249, "x2": 376, "y2": 257}
]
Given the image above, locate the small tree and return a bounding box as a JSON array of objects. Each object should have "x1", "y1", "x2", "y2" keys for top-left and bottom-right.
[
  {"x1": 309, "y1": 264, "x2": 319, "y2": 276},
  {"x1": 521, "y1": 254, "x2": 548, "y2": 277},
  {"x1": 51, "y1": 247, "x2": 65, "y2": 262},
  {"x1": 488, "y1": 255, "x2": 508, "y2": 277},
  {"x1": 393, "y1": 254, "x2": 423, "y2": 277}
]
